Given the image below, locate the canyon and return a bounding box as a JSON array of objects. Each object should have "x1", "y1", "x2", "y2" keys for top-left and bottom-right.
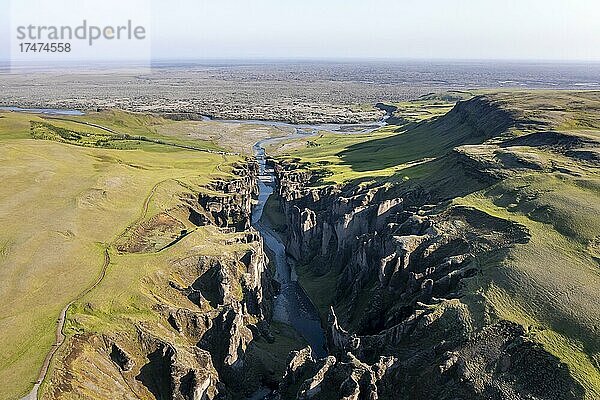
[
  {"x1": 1, "y1": 90, "x2": 599, "y2": 400},
  {"x1": 269, "y1": 92, "x2": 600, "y2": 399}
]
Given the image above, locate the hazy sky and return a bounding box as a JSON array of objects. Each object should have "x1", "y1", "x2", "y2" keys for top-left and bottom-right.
[
  {"x1": 149, "y1": 0, "x2": 600, "y2": 61},
  {"x1": 2, "y1": 0, "x2": 599, "y2": 62}
]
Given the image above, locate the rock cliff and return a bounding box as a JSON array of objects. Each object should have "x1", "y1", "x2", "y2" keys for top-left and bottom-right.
[
  {"x1": 272, "y1": 96, "x2": 588, "y2": 399},
  {"x1": 46, "y1": 161, "x2": 280, "y2": 399}
]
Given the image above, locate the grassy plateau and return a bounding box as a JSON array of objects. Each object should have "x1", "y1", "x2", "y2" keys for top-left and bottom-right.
[
  {"x1": 0, "y1": 109, "x2": 244, "y2": 399},
  {"x1": 276, "y1": 91, "x2": 600, "y2": 398}
]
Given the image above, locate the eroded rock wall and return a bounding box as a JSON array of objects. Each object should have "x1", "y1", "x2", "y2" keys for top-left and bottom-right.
[
  {"x1": 272, "y1": 96, "x2": 585, "y2": 400},
  {"x1": 46, "y1": 160, "x2": 278, "y2": 400}
]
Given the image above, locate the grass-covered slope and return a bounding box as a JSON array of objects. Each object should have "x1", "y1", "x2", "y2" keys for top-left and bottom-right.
[
  {"x1": 451, "y1": 94, "x2": 600, "y2": 395},
  {"x1": 0, "y1": 110, "x2": 241, "y2": 399},
  {"x1": 277, "y1": 91, "x2": 600, "y2": 398},
  {"x1": 271, "y1": 97, "x2": 464, "y2": 183}
]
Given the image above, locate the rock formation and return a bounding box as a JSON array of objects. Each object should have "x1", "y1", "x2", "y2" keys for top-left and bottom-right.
[
  {"x1": 273, "y1": 96, "x2": 588, "y2": 399},
  {"x1": 46, "y1": 160, "x2": 279, "y2": 399}
]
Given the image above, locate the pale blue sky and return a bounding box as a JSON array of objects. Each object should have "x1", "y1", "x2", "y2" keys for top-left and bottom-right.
[
  {"x1": 2, "y1": 0, "x2": 599, "y2": 62},
  {"x1": 149, "y1": 0, "x2": 600, "y2": 60}
]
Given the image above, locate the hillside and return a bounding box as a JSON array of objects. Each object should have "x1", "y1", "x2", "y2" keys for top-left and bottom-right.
[
  {"x1": 0, "y1": 110, "x2": 298, "y2": 400},
  {"x1": 271, "y1": 91, "x2": 600, "y2": 399},
  {"x1": 1, "y1": 91, "x2": 598, "y2": 400}
]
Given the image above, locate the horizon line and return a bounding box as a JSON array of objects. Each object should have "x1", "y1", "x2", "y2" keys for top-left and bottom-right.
[{"x1": 3, "y1": 56, "x2": 600, "y2": 67}]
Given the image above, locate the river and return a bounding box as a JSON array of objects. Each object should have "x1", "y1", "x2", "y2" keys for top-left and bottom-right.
[
  {"x1": 0, "y1": 106, "x2": 85, "y2": 115},
  {"x1": 248, "y1": 111, "x2": 390, "y2": 356},
  {"x1": 246, "y1": 118, "x2": 389, "y2": 399},
  {"x1": 251, "y1": 136, "x2": 328, "y2": 358},
  {"x1": 210, "y1": 116, "x2": 387, "y2": 135},
  {"x1": 0, "y1": 106, "x2": 389, "y2": 135},
  {"x1": 5, "y1": 105, "x2": 384, "y2": 399}
]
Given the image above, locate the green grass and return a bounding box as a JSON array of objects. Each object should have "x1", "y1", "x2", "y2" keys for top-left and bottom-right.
[
  {"x1": 64, "y1": 225, "x2": 248, "y2": 336},
  {"x1": 1, "y1": 108, "x2": 234, "y2": 153},
  {"x1": 272, "y1": 125, "x2": 435, "y2": 185},
  {"x1": 41, "y1": 112, "x2": 224, "y2": 152},
  {"x1": 273, "y1": 97, "x2": 489, "y2": 185},
  {"x1": 0, "y1": 110, "x2": 242, "y2": 399},
  {"x1": 386, "y1": 100, "x2": 456, "y2": 124},
  {"x1": 60, "y1": 110, "x2": 221, "y2": 149},
  {"x1": 458, "y1": 185, "x2": 600, "y2": 398},
  {"x1": 41, "y1": 222, "x2": 256, "y2": 398},
  {"x1": 0, "y1": 111, "x2": 47, "y2": 139},
  {"x1": 277, "y1": 91, "x2": 600, "y2": 398},
  {"x1": 436, "y1": 91, "x2": 600, "y2": 397}
]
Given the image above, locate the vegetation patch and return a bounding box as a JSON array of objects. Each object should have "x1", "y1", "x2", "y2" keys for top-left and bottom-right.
[
  {"x1": 280, "y1": 91, "x2": 600, "y2": 398},
  {"x1": 0, "y1": 110, "x2": 241, "y2": 399},
  {"x1": 115, "y1": 211, "x2": 187, "y2": 253}
]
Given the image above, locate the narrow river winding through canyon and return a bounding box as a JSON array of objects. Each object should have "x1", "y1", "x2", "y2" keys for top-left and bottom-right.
[
  {"x1": 251, "y1": 137, "x2": 328, "y2": 358},
  {"x1": 4, "y1": 106, "x2": 389, "y2": 399},
  {"x1": 247, "y1": 111, "x2": 390, "y2": 365}
]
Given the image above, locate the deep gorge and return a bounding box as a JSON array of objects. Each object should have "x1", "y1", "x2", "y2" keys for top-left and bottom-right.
[{"x1": 41, "y1": 94, "x2": 597, "y2": 400}]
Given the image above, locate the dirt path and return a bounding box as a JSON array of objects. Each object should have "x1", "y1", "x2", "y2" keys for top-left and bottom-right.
[
  {"x1": 216, "y1": 153, "x2": 228, "y2": 173},
  {"x1": 115, "y1": 180, "x2": 163, "y2": 246},
  {"x1": 23, "y1": 175, "x2": 170, "y2": 399},
  {"x1": 22, "y1": 249, "x2": 111, "y2": 400},
  {"x1": 20, "y1": 135, "x2": 232, "y2": 399}
]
